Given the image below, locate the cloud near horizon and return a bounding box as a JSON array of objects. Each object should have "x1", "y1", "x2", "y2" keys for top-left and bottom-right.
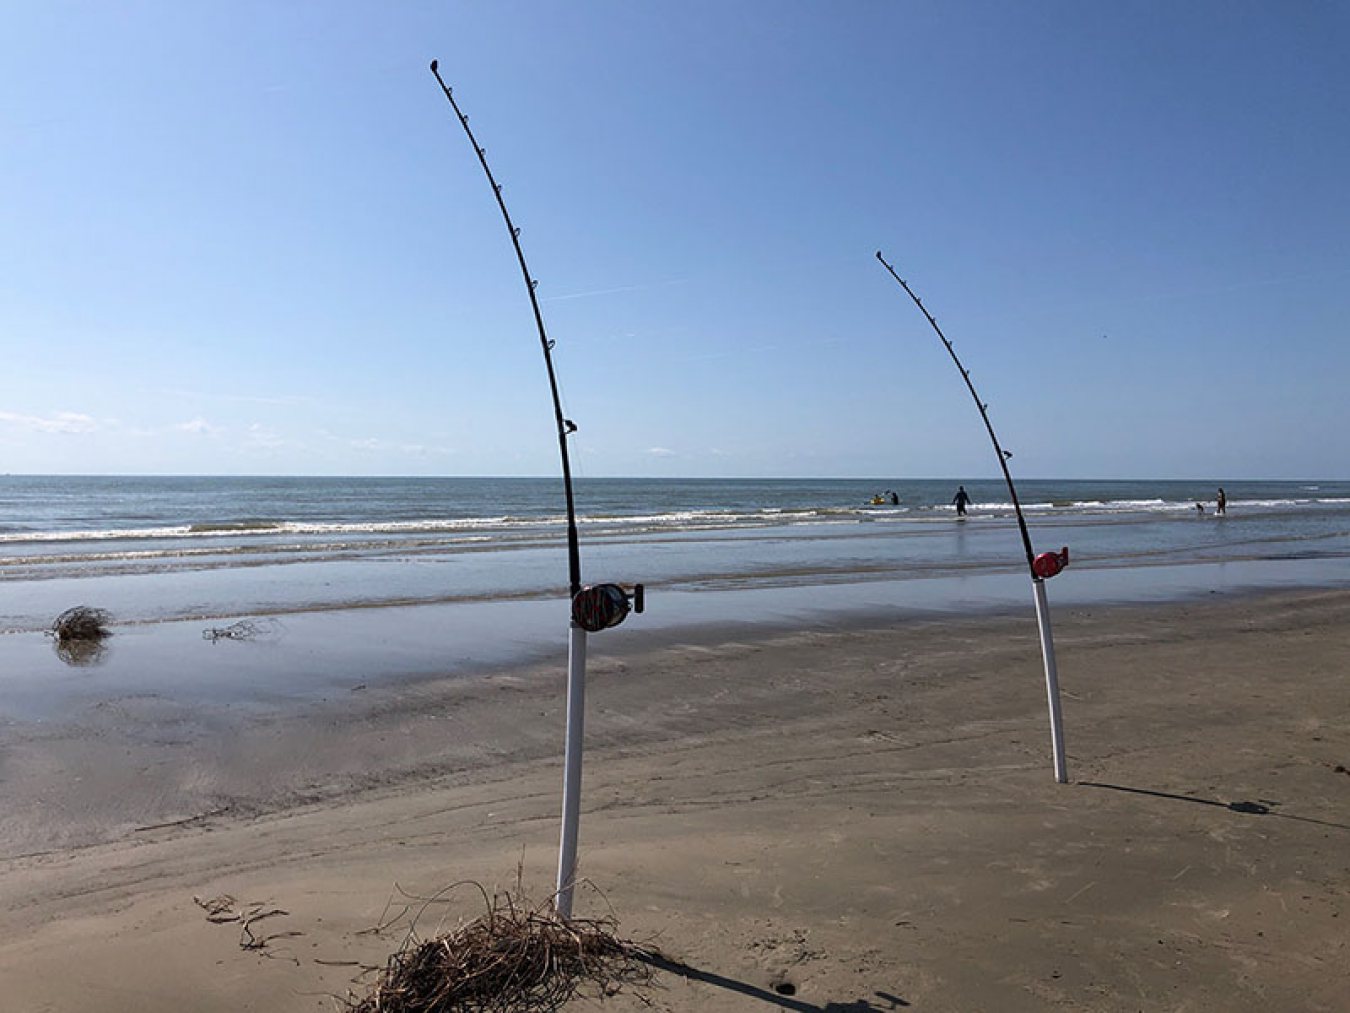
[
  {"x1": 174, "y1": 418, "x2": 222, "y2": 436},
  {"x1": 0, "y1": 410, "x2": 100, "y2": 434},
  {"x1": 348, "y1": 436, "x2": 453, "y2": 457}
]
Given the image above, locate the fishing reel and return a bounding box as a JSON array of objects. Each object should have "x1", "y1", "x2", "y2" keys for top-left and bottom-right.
[
  {"x1": 571, "y1": 583, "x2": 645, "y2": 633},
  {"x1": 1032, "y1": 547, "x2": 1070, "y2": 580}
]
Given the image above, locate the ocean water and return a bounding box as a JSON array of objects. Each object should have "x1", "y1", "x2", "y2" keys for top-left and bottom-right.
[
  {"x1": 1, "y1": 475, "x2": 1348, "y2": 716},
  {"x1": 2, "y1": 475, "x2": 1350, "y2": 631}
]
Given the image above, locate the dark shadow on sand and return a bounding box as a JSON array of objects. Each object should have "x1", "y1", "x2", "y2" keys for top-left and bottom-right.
[
  {"x1": 1080, "y1": 782, "x2": 1350, "y2": 831},
  {"x1": 638, "y1": 951, "x2": 909, "y2": 1010}
]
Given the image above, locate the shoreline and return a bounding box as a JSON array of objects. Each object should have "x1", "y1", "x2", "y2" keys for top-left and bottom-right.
[
  {"x1": 1, "y1": 586, "x2": 1347, "y2": 1009},
  {"x1": 5, "y1": 553, "x2": 1350, "y2": 726},
  {"x1": 2, "y1": 580, "x2": 1348, "y2": 855}
]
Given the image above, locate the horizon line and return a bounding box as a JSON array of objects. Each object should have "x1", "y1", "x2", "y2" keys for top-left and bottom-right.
[{"x1": 1, "y1": 473, "x2": 1343, "y2": 484}]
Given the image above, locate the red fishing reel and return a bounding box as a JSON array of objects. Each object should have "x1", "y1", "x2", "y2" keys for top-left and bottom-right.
[
  {"x1": 1032, "y1": 547, "x2": 1070, "y2": 580},
  {"x1": 572, "y1": 583, "x2": 645, "y2": 633}
]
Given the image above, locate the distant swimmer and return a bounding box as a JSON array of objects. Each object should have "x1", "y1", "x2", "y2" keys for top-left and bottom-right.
[
  {"x1": 952, "y1": 485, "x2": 971, "y2": 517},
  {"x1": 1216, "y1": 487, "x2": 1227, "y2": 515},
  {"x1": 889, "y1": 491, "x2": 899, "y2": 505}
]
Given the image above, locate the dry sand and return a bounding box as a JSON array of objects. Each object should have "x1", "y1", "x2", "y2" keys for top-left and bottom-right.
[{"x1": 0, "y1": 588, "x2": 1346, "y2": 1011}]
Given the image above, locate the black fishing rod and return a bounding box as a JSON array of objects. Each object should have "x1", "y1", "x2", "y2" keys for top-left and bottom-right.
[
  {"x1": 874, "y1": 251, "x2": 1038, "y2": 575},
  {"x1": 430, "y1": 61, "x2": 645, "y2": 916},
  {"x1": 875, "y1": 250, "x2": 1069, "y2": 783},
  {"x1": 430, "y1": 60, "x2": 581, "y2": 598}
]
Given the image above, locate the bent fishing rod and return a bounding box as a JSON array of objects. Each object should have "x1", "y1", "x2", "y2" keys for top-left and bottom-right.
[
  {"x1": 430, "y1": 61, "x2": 644, "y2": 918},
  {"x1": 874, "y1": 252, "x2": 1040, "y2": 575},
  {"x1": 875, "y1": 250, "x2": 1068, "y2": 783},
  {"x1": 430, "y1": 60, "x2": 581, "y2": 598}
]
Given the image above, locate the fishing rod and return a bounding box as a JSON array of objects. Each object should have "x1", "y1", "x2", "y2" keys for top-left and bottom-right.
[
  {"x1": 430, "y1": 60, "x2": 580, "y2": 597},
  {"x1": 875, "y1": 251, "x2": 1069, "y2": 783},
  {"x1": 431, "y1": 61, "x2": 644, "y2": 916}
]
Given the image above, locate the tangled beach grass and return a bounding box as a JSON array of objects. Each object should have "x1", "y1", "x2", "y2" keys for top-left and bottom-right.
[
  {"x1": 49, "y1": 605, "x2": 112, "y2": 643},
  {"x1": 47, "y1": 605, "x2": 113, "y2": 666},
  {"x1": 345, "y1": 884, "x2": 655, "y2": 1013}
]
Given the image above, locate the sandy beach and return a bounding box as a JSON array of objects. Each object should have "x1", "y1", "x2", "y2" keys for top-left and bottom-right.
[
  {"x1": 8, "y1": 1, "x2": 1350, "y2": 1009},
  {"x1": 0, "y1": 588, "x2": 1346, "y2": 1011}
]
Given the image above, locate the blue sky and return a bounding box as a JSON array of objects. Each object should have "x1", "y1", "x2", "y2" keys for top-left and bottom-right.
[{"x1": 2, "y1": 1, "x2": 1347, "y2": 479}]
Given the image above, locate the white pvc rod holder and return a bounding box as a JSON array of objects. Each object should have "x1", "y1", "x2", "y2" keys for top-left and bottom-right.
[
  {"x1": 1031, "y1": 578, "x2": 1068, "y2": 784},
  {"x1": 554, "y1": 622, "x2": 588, "y2": 919}
]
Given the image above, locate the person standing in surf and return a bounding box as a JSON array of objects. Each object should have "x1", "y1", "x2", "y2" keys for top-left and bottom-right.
[
  {"x1": 1217, "y1": 487, "x2": 1227, "y2": 515},
  {"x1": 952, "y1": 485, "x2": 971, "y2": 517}
]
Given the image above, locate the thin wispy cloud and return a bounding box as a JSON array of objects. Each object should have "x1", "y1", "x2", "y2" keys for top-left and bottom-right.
[
  {"x1": 672, "y1": 336, "x2": 850, "y2": 365},
  {"x1": 151, "y1": 387, "x2": 315, "y2": 407},
  {"x1": 675, "y1": 342, "x2": 785, "y2": 364},
  {"x1": 646, "y1": 447, "x2": 677, "y2": 457},
  {"x1": 244, "y1": 424, "x2": 289, "y2": 450},
  {"x1": 0, "y1": 410, "x2": 100, "y2": 434},
  {"x1": 541, "y1": 278, "x2": 687, "y2": 303},
  {"x1": 349, "y1": 436, "x2": 454, "y2": 457},
  {"x1": 1126, "y1": 263, "x2": 1350, "y2": 309},
  {"x1": 174, "y1": 418, "x2": 222, "y2": 436},
  {"x1": 960, "y1": 263, "x2": 1350, "y2": 328}
]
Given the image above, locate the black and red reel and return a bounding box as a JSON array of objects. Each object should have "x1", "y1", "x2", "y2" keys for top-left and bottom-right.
[{"x1": 571, "y1": 583, "x2": 645, "y2": 632}]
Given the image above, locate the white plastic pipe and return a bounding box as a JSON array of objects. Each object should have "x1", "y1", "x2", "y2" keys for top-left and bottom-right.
[
  {"x1": 554, "y1": 622, "x2": 588, "y2": 919},
  {"x1": 1031, "y1": 578, "x2": 1068, "y2": 783}
]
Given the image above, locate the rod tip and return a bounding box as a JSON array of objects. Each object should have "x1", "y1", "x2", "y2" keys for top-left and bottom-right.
[{"x1": 429, "y1": 59, "x2": 438, "y2": 73}]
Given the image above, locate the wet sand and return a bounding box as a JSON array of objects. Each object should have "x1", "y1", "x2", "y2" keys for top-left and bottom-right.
[{"x1": 0, "y1": 588, "x2": 1346, "y2": 1011}]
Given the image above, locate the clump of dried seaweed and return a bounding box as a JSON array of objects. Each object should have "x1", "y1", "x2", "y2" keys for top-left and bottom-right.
[
  {"x1": 47, "y1": 606, "x2": 113, "y2": 664},
  {"x1": 346, "y1": 883, "x2": 654, "y2": 1013},
  {"x1": 49, "y1": 605, "x2": 112, "y2": 643},
  {"x1": 203, "y1": 618, "x2": 282, "y2": 643}
]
